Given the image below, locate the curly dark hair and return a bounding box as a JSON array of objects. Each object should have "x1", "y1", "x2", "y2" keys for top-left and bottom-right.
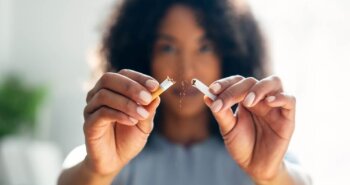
[{"x1": 101, "y1": 0, "x2": 269, "y2": 141}]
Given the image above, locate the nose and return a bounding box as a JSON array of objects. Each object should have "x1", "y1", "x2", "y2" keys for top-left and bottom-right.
[{"x1": 177, "y1": 51, "x2": 195, "y2": 81}]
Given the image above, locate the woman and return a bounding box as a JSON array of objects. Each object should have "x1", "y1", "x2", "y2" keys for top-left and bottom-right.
[{"x1": 58, "y1": 0, "x2": 311, "y2": 184}]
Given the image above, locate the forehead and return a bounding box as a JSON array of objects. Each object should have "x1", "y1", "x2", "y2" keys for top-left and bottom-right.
[{"x1": 157, "y1": 4, "x2": 205, "y2": 42}]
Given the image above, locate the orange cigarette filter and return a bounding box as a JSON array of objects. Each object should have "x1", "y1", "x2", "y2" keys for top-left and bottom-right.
[{"x1": 151, "y1": 76, "x2": 176, "y2": 100}]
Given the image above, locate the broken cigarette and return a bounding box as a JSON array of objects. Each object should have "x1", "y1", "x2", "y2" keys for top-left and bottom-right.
[
  {"x1": 151, "y1": 77, "x2": 176, "y2": 100},
  {"x1": 191, "y1": 79, "x2": 217, "y2": 101}
]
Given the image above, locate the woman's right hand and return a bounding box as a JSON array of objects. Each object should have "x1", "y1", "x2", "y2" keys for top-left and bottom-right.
[{"x1": 83, "y1": 69, "x2": 161, "y2": 176}]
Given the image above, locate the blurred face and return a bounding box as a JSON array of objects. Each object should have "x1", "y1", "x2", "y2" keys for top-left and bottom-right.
[{"x1": 151, "y1": 4, "x2": 221, "y2": 118}]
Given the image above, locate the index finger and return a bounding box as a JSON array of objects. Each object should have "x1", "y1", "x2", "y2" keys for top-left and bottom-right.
[
  {"x1": 86, "y1": 72, "x2": 154, "y2": 105},
  {"x1": 118, "y1": 69, "x2": 159, "y2": 92},
  {"x1": 208, "y1": 75, "x2": 244, "y2": 94}
]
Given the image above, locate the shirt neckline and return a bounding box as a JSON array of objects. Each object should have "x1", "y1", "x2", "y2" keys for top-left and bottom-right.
[{"x1": 152, "y1": 133, "x2": 218, "y2": 152}]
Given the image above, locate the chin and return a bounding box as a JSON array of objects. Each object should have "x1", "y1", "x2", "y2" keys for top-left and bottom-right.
[{"x1": 177, "y1": 106, "x2": 205, "y2": 118}]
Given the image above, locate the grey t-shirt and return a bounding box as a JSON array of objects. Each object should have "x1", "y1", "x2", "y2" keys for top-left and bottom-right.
[{"x1": 112, "y1": 134, "x2": 301, "y2": 185}]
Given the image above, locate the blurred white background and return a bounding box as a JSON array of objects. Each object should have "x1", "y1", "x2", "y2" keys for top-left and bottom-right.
[
  {"x1": 0, "y1": 0, "x2": 115, "y2": 184},
  {"x1": 0, "y1": 0, "x2": 349, "y2": 184},
  {"x1": 248, "y1": 0, "x2": 350, "y2": 184}
]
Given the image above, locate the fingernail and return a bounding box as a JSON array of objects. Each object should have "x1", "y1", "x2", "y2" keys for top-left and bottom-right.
[
  {"x1": 211, "y1": 99, "x2": 223, "y2": 112},
  {"x1": 145, "y1": 79, "x2": 159, "y2": 90},
  {"x1": 209, "y1": 83, "x2": 221, "y2": 93},
  {"x1": 244, "y1": 92, "x2": 255, "y2": 107},
  {"x1": 139, "y1": 90, "x2": 152, "y2": 103},
  {"x1": 137, "y1": 106, "x2": 149, "y2": 118},
  {"x1": 129, "y1": 117, "x2": 138, "y2": 124},
  {"x1": 266, "y1": 96, "x2": 276, "y2": 102}
]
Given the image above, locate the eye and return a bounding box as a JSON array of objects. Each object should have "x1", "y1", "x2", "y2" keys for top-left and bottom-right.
[
  {"x1": 159, "y1": 44, "x2": 176, "y2": 54},
  {"x1": 199, "y1": 43, "x2": 214, "y2": 53}
]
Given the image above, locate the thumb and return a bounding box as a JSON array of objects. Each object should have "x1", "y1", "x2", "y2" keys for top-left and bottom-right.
[
  {"x1": 204, "y1": 96, "x2": 237, "y2": 136},
  {"x1": 136, "y1": 97, "x2": 161, "y2": 134}
]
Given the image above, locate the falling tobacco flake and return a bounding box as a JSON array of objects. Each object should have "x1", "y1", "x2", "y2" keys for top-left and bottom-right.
[{"x1": 179, "y1": 80, "x2": 187, "y2": 110}]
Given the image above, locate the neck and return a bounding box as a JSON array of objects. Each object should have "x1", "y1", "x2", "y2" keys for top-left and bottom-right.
[{"x1": 161, "y1": 108, "x2": 210, "y2": 146}]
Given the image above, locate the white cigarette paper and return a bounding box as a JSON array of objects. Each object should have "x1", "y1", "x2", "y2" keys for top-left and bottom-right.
[
  {"x1": 191, "y1": 79, "x2": 217, "y2": 101},
  {"x1": 159, "y1": 77, "x2": 175, "y2": 90},
  {"x1": 151, "y1": 77, "x2": 176, "y2": 100}
]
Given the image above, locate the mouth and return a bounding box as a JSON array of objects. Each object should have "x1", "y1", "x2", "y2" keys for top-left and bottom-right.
[{"x1": 172, "y1": 83, "x2": 200, "y2": 97}]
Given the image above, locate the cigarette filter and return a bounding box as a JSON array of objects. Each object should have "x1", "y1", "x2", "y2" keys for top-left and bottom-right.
[
  {"x1": 151, "y1": 77, "x2": 176, "y2": 100},
  {"x1": 191, "y1": 79, "x2": 217, "y2": 101}
]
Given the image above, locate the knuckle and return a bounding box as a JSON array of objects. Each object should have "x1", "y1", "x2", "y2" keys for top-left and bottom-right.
[
  {"x1": 270, "y1": 75, "x2": 282, "y2": 84},
  {"x1": 233, "y1": 75, "x2": 244, "y2": 80},
  {"x1": 118, "y1": 69, "x2": 130, "y2": 75},
  {"x1": 124, "y1": 81, "x2": 132, "y2": 93},
  {"x1": 83, "y1": 115, "x2": 97, "y2": 135},
  {"x1": 96, "y1": 107, "x2": 109, "y2": 118},
  {"x1": 105, "y1": 72, "x2": 114, "y2": 76},
  {"x1": 219, "y1": 75, "x2": 243, "y2": 86},
  {"x1": 100, "y1": 73, "x2": 111, "y2": 86},
  {"x1": 95, "y1": 89, "x2": 108, "y2": 102},
  {"x1": 83, "y1": 118, "x2": 95, "y2": 132},
  {"x1": 246, "y1": 77, "x2": 258, "y2": 83},
  {"x1": 83, "y1": 106, "x2": 90, "y2": 117},
  {"x1": 86, "y1": 90, "x2": 93, "y2": 103}
]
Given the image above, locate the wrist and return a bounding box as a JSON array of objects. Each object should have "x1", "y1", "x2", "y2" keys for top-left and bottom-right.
[
  {"x1": 253, "y1": 162, "x2": 292, "y2": 185},
  {"x1": 81, "y1": 157, "x2": 122, "y2": 183}
]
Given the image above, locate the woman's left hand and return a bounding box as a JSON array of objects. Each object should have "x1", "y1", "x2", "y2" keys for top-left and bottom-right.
[{"x1": 204, "y1": 75, "x2": 295, "y2": 183}]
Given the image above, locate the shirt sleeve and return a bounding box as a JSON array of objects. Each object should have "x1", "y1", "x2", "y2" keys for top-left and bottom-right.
[{"x1": 111, "y1": 163, "x2": 131, "y2": 185}]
